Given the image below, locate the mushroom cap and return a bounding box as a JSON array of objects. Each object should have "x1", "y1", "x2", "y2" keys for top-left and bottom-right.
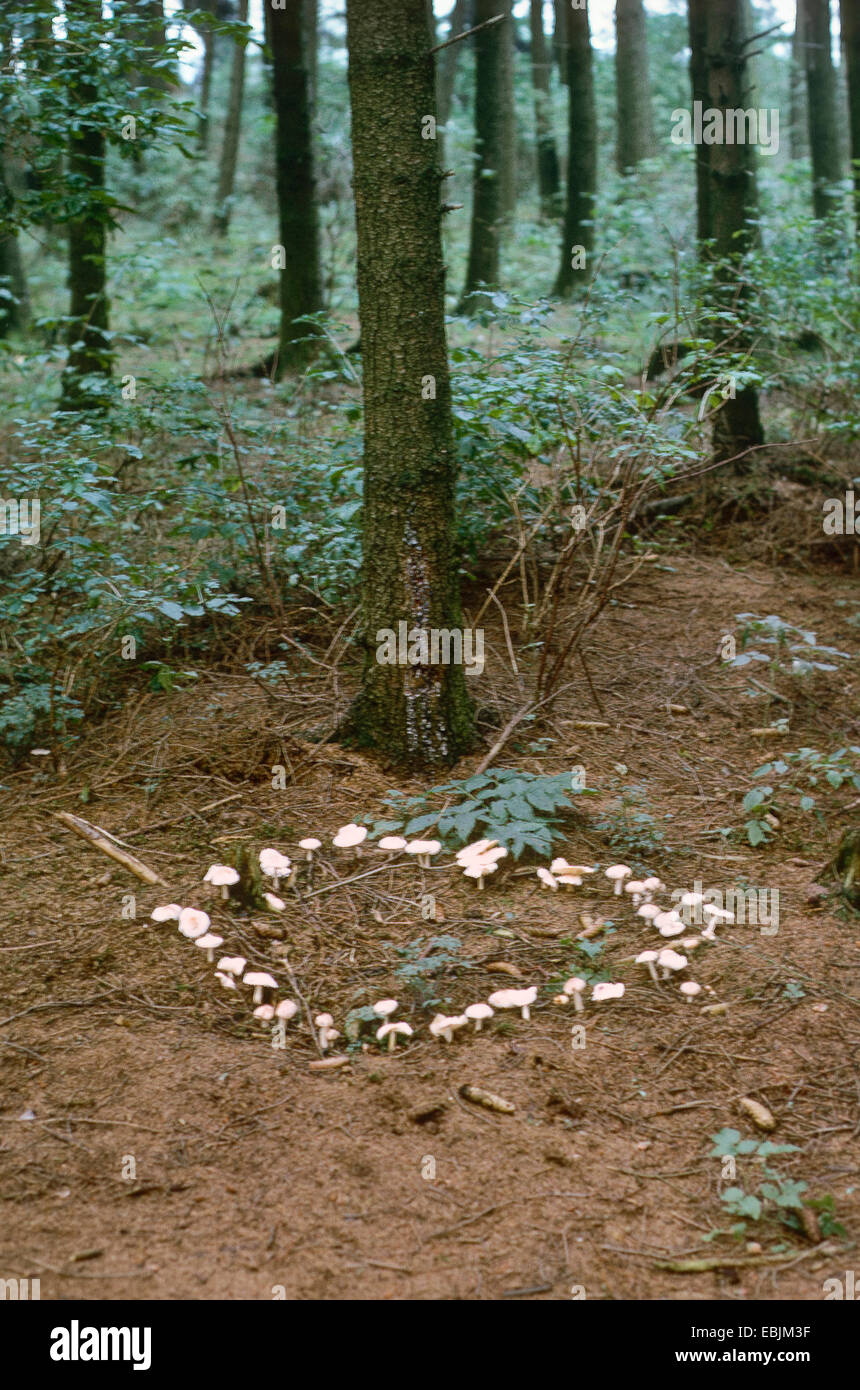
[
  {"x1": 702, "y1": 904, "x2": 734, "y2": 922},
  {"x1": 654, "y1": 911, "x2": 686, "y2": 937},
  {"x1": 550, "y1": 857, "x2": 574, "y2": 875},
  {"x1": 263, "y1": 892, "x2": 286, "y2": 911},
  {"x1": 680, "y1": 981, "x2": 702, "y2": 998},
  {"x1": 405, "y1": 839, "x2": 442, "y2": 857},
  {"x1": 253, "y1": 1004, "x2": 275, "y2": 1022},
  {"x1": 214, "y1": 971, "x2": 237, "y2": 990},
  {"x1": 298, "y1": 838, "x2": 322, "y2": 851},
  {"x1": 556, "y1": 873, "x2": 583, "y2": 886},
  {"x1": 217, "y1": 955, "x2": 246, "y2": 976},
  {"x1": 605, "y1": 864, "x2": 632, "y2": 881},
  {"x1": 378, "y1": 836, "x2": 408, "y2": 851},
  {"x1": 275, "y1": 999, "x2": 299, "y2": 1020},
  {"x1": 537, "y1": 867, "x2": 559, "y2": 889},
  {"x1": 592, "y1": 982, "x2": 625, "y2": 1001},
  {"x1": 563, "y1": 976, "x2": 586, "y2": 995},
  {"x1": 456, "y1": 839, "x2": 499, "y2": 863},
  {"x1": 641, "y1": 877, "x2": 665, "y2": 892},
  {"x1": 178, "y1": 908, "x2": 211, "y2": 939},
  {"x1": 637, "y1": 903, "x2": 661, "y2": 921},
  {"x1": 428, "y1": 1013, "x2": 468, "y2": 1038},
  {"x1": 680, "y1": 891, "x2": 704, "y2": 907},
  {"x1": 463, "y1": 859, "x2": 498, "y2": 880},
  {"x1": 195, "y1": 933, "x2": 223, "y2": 953},
  {"x1": 243, "y1": 971, "x2": 278, "y2": 990},
  {"x1": 624, "y1": 880, "x2": 647, "y2": 895},
  {"x1": 203, "y1": 864, "x2": 240, "y2": 887},
  {"x1": 314, "y1": 1012, "x2": 334, "y2": 1028},
  {"x1": 332, "y1": 824, "x2": 368, "y2": 849},
  {"x1": 487, "y1": 988, "x2": 523, "y2": 1010},
  {"x1": 635, "y1": 950, "x2": 659, "y2": 964},
  {"x1": 259, "y1": 848, "x2": 291, "y2": 873},
  {"x1": 372, "y1": 998, "x2": 398, "y2": 1019},
  {"x1": 679, "y1": 935, "x2": 703, "y2": 951},
  {"x1": 151, "y1": 903, "x2": 183, "y2": 922},
  {"x1": 657, "y1": 949, "x2": 687, "y2": 972},
  {"x1": 465, "y1": 1002, "x2": 494, "y2": 1021},
  {"x1": 376, "y1": 1021, "x2": 413, "y2": 1041}
]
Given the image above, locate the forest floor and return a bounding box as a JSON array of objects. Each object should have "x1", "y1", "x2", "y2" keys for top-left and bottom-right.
[{"x1": 2, "y1": 530, "x2": 859, "y2": 1301}]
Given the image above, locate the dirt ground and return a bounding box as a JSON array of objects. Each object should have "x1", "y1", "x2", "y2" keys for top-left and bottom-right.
[{"x1": 2, "y1": 543, "x2": 859, "y2": 1301}]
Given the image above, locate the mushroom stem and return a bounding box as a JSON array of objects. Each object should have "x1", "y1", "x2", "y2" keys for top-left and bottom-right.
[
  {"x1": 387, "y1": 1030, "x2": 397, "y2": 1052},
  {"x1": 253, "y1": 986, "x2": 263, "y2": 1004},
  {"x1": 647, "y1": 961, "x2": 658, "y2": 982},
  {"x1": 220, "y1": 885, "x2": 229, "y2": 900},
  {"x1": 571, "y1": 992, "x2": 584, "y2": 1013}
]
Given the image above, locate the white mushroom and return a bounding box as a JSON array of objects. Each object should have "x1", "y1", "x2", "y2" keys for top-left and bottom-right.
[
  {"x1": 203, "y1": 864, "x2": 240, "y2": 900},
  {"x1": 298, "y1": 838, "x2": 321, "y2": 861},
  {"x1": 462, "y1": 856, "x2": 499, "y2": 889},
  {"x1": 428, "y1": 1013, "x2": 469, "y2": 1042},
  {"x1": 624, "y1": 879, "x2": 648, "y2": 906},
  {"x1": 406, "y1": 839, "x2": 442, "y2": 869},
  {"x1": 457, "y1": 839, "x2": 499, "y2": 863},
  {"x1": 254, "y1": 1004, "x2": 275, "y2": 1024},
  {"x1": 372, "y1": 998, "x2": 398, "y2": 1020},
  {"x1": 640, "y1": 877, "x2": 665, "y2": 901},
  {"x1": 464, "y1": 1002, "x2": 494, "y2": 1032},
  {"x1": 605, "y1": 865, "x2": 632, "y2": 895},
  {"x1": 378, "y1": 836, "x2": 408, "y2": 852},
  {"x1": 178, "y1": 907, "x2": 211, "y2": 940},
  {"x1": 195, "y1": 932, "x2": 224, "y2": 964},
  {"x1": 635, "y1": 949, "x2": 660, "y2": 982},
  {"x1": 537, "y1": 867, "x2": 559, "y2": 890},
  {"x1": 151, "y1": 903, "x2": 183, "y2": 923},
  {"x1": 680, "y1": 981, "x2": 702, "y2": 1002},
  {"x1": 217, "y1": 955, "x2": 247, "y2": 978},
  {"x1": 376, "y1": 1021, "x2": 413, "y2": 1051},
  {"x1": 264, "y1": 892, "x2": 286, "y2": 911},
  {"x1": 215, "y1": 971, "x2": 237, "y2": 990},
  {"x1": 562, "y1": 977, "x2": 587, "y2": 1012},
  {"x1": 489, "y1": 986, "x2": 537, "y2": 1021},
  {"x1": 592, "y1": 982, "x2": 625, "y2": 1002},
  {"x1": 656, "y1": 949, "x2": 687, "y2": 980},
  {"x1": 275, "y1": 999, "x2": 299, "y2": 1022},
  {"x1": 243, "y1": 970, "x2": 279, "y2": 1005},
  {"x1": 332, "y1": 824, "x2": 367, "y2": 856},
  {"x1": 654, "y1": 911, "x2": 686, "y2": 938},
  {"x1": 637, "y1": 903, "x2": 661, "y2": 923},
  {"x1": 259, "y1": 848, "x2": 292, "y2": 890},
  {"x1": 314, "y1": 1012, "x2": 340, "y2": 1050}
]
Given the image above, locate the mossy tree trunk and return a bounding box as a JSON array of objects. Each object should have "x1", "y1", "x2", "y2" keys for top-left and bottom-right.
[
  {"x1": 803, "y1": 0, "x2": 844, "y2": 225},
  {"x1": 842, "y1": 0, "x2": 860, "y2": 239},
  {"x1": 213, "y1": 0, "x2": 249, "y2": 234},
  {"x1": 60, "y1": 0, "x2": 112, "y2": 411},
  {"x1": 553, "y1": 0, "x2": 596, "y2": 296},
  {"x1": 614, "y1": 0, "x2": 656, "y2": 173},
  {"x1": 343, "y1": 0, "x2": 475, "y2": 769},
  {"x1": 696, "y1": 0, "x2": 764, "y2": 464},
  {"x1": 459, "y1": 0, "x2": 505, "y2": 309},
  {"x1": 529, "y1": 0, "x2": 561, "y2": 217},
  {"x1": 266, "y1": 0, "x2": 324, "y2": 372}
]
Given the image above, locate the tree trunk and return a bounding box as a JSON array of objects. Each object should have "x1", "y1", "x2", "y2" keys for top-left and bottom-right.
[
  {"x1": 688, "y1": 0, "x2": 712, "y2": 243},
  {"x1": 213, "y1": 0, "x2": 249, "y2": 235},
  {"x1": 499, "y1": 0, "x2": 518, "y2": 219},
  {"x1": 459, "y1": 0, "x2": 505, "y2": 309},
  {"x1": 343, "y1": 0, "x2": 474, "y2": 769},
  {"x1": 438, "y1": 0, "x2": 469, "y2": 125},
  {"x1": 266, "y1": 0, "x2": 324, "y2": 372},
  {"x1": 841, "y1": 0, "x2": 860, "y2": 238},
  {"x1": 614, "y1": 0, "x2": 656, "y2": 173},
  {"x1": 553, "y1": 1, "x2": 596, "y2": 297},
  {"x1": 803, "y1": 0, "x2": 844, "y2": 224},
  {"x1": 553, "y1": 0, "x2": 568, "y2": 84},
  {"x1": 790, "y1": 0, "x2": 810, "y2": 159},
  {"x1": 695, "y1": 0, "x2": 764, "y2": 465},
  {"x1": 0, "y1": 165, "x2": 29, "y2": 336},
  {"x1": 529, "y1": 0, "x2": 561, "y2": 217},
  {"x1": 199, "y1": 28, "x2": 216, "y2": 148},
  {"x1": 60, "y1": 0, "x2": 112, "y2": 410}
]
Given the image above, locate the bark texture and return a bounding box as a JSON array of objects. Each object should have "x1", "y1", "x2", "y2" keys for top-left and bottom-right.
[
  {"x1": 790, "y1": 0, "x2": 810, "y2": 159},
  {"x1": 529, "y1": 0, "x2": 561, "y2": 216},
  {"x1": 554, "y1": 1, "x2": 597, "y2": 296},
  {"x1": 213, "y1": 0, "x2": 249, "y2": 234},
  {"x1": 266, "y1": 0, "x2": 324, "y2": 371},
  {"x1": 498, "y1": 0, "x2": 518, "y2": 218},
  {"x1": 343, "y1": 0, "x2": 474, "y2": 768},
  {"x1": 460, "y1": 0, "x2": 505, "y2": 307},
  {"x1": 614, "y1": 0, "x2": 656, "y2": 172},
  {"x1": 60, "y1": 0, "x2": 112, "y2": 410},
  {"x1": 803, "y1": 0, "x2": 844, "y2": 223},
  {"x1": 841, "y1": 0, "x2": 860, "y2": 237}
]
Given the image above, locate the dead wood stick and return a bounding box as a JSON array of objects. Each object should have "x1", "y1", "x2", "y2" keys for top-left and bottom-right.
[
  {"x1": 654, "y1": 1244, "x2": 831, "y2": 1274},
  {"x1": 430, "y1": 13, "x2": 504, "y2": 54},
  {"x1": 53, "y1": 812, "x2": 167, "y2": 885}
]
